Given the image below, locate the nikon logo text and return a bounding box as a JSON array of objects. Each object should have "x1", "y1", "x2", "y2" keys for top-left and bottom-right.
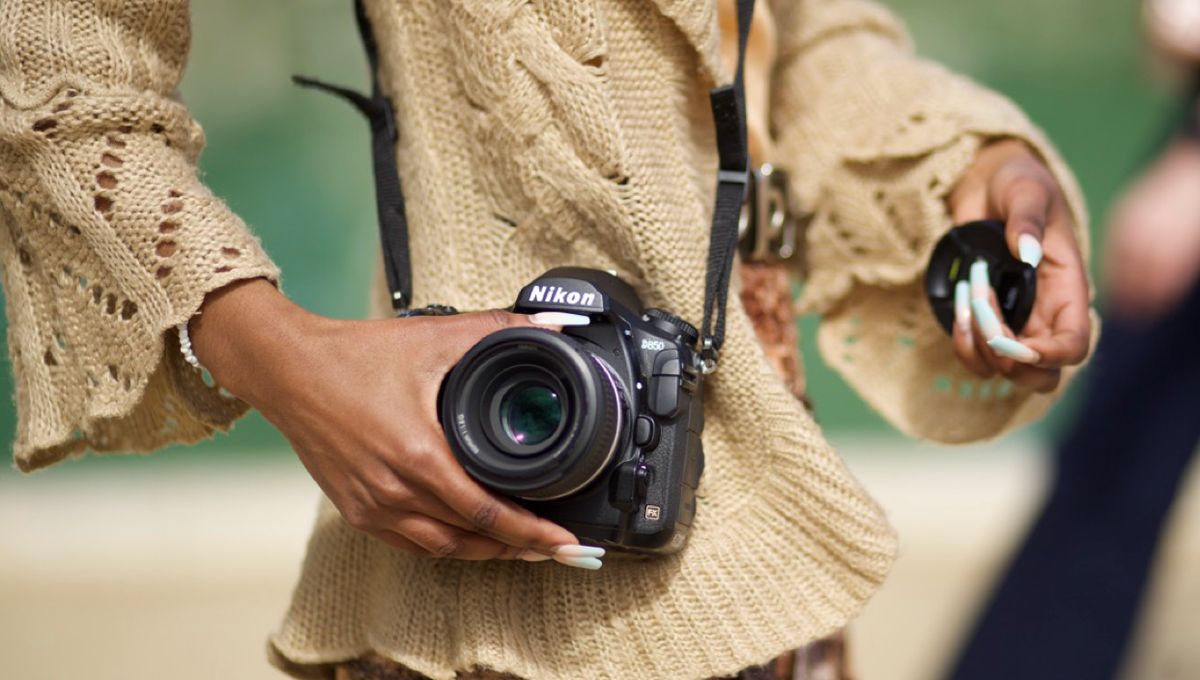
[{"x1": 528, "y1": 285, "x2": 596, "y2": 307}]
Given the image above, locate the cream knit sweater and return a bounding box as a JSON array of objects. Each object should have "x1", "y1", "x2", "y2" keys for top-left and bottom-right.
[{"x1": 0, "y1": 1, "x2": 1092, "y2": 679}]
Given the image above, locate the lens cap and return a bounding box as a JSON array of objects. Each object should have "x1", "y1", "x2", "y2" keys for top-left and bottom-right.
[{"x1": 925, "y1": 220, "x2": 1036, "y2": 335}]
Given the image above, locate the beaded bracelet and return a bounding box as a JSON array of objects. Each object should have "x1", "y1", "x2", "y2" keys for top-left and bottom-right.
[{"x1": 177, "y1": 321, "x2": 202, "y2": 369}]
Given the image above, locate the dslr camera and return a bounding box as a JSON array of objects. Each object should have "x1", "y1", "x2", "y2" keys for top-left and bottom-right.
[{"x1": 438, "y1": 268, "x2": 705, "y2": 554}]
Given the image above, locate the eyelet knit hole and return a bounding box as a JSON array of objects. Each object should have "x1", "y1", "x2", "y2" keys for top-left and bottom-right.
[
  {"x1": 122, "y1": 375, "x2": 132, "y2": 391},
  {"x1": 928, "y1": 177, "x2": 941, "y2": 191},
  {"x1": 66, "y1": 90, "x2": 79, "y2": 98},
  {"x1": 92, "y1": 286, "x2": 103, "y2": 304},
  {"x1": 53, "y1": 101, "x2": 72, "y2": 113},
  {"x1": 120, "y1": 300, "x2": 137, "y2": 320},
  {"x1": 607, "y1": 173, "x2": 628, "y2": 185},
  {"x1": 151, "y1": 123, "x2": 164, "y2": 134},
  {"x1": 118, "y1": 125, "x2": 132, "y2": 135},
  {"x1": 214, "y1": 265, "x2": 232, "y2": 274},
  {"x1": 107, "y1": 136, "x2": 126, "y2": 149},
  {"x1": 101, "y1": 153, "x2": 123, "y2": 168},
  {"x1": 156, "y1": 241, "x2": 176, "y2": 257},
  {"x1": 54, "y1": 331, "x2": 66, "y2": 350},
  {"x1": 156, "y1": 266, "x2": 172, "y2": 279},
  {"x1": 494, "y1": 214, "x2": 517, "y2": 228},
  {"x1": 873, "y1": 190, "x2": 885, "y2": 203},
  {"x1": 18, "y1": 248, "x2": 32, "y2": 267},
  {"x1": 43, "y1": 349, "x2": 57, "y2": 366},
  {"x1": 162, "y1": 201, "x2": 183, "y2": 214},
  {"x1": 851, "y1": 246, "x2": 867, "y2": 256},
  {"x1": 96, "y1": 172, "x2": 117, "y2": 189},
  {"x1": 94, "y1": 195, "x2": 113, "y2": 214},
  {"x1": 221, "y1": 247, "x2": 240, "y2": 259},
  {"x1": 108, "y1": 364, "x2": 119, "y2": 380},
  {"x1": 159, "y1": 220, "x2": 179, "y2": 234},
  {"x1": 105, "y1": 293, "x2": 117, "y2": 315},
  {"x1": 909, "y1": 113, "x2": 926, "y2": 124},
  {"x1": 32, "y1": 119, "x2": 57, "y2": 132},
  {"x1": 168, "y1": 190, "x2": 182, "y2": 198},
  {"x1": 583, "y1": 55, "x2": 605, "y2": 69}
]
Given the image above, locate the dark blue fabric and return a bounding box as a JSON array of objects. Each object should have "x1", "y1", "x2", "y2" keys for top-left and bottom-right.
[{"x1": 944, "y1": 282, "x2": 1200, "y2": 680}]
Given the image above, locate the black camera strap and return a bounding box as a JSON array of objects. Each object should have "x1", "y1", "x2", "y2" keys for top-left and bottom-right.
[
  {"x1": 296, "y1": 0, "x2": 755, "y2": 371},
  {"x1": 293, "y1": 0, "x2": 411, "y2": 310}
]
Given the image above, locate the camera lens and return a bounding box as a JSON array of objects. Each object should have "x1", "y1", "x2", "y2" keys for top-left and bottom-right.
[
  {"x1": 440, "y1": 328, "x2": 626, "y2": 500},
  {"x1": 499, "y1": 384, "x2": 562, "y2": 447}
]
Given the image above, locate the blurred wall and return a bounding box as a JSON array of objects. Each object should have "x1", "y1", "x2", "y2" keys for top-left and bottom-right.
[{"x1": 0, "y1": 0, "x2": 1177, "y2": 471}]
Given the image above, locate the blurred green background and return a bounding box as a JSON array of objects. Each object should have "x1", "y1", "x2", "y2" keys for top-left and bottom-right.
[{"x1": 0, "y1": 0, "x2": 1181, "y2": 473}]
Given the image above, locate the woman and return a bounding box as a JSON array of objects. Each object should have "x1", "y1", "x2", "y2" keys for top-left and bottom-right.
[{"x1": 0, "y1": 0, "x2": 1094, "y2": 678}]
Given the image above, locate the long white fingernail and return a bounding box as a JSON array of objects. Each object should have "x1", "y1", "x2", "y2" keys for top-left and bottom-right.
[
  {"x1": 518, "y1": 550, "x2": 553, "y2": 562},
  {"x1": 554, "y1": 555, "x2": 603, "y2": 570},
  {"x1": 530, "y1": 312, "x2": 590, "y2": 326},
  {"x1": 1018, "y1": 234, "x2": 1043, "y2": 268},
  {"x1": 971, "y1": 298, "x2": 1004, "y2": 338},
  {"x1": 955, "y1": 280, "x2": 971, "y2": 329},
  {"x1": 553, "y1": 544, "x2": 606, "y2": 558},
  {"x1": 987, "y1": 336, "x2": 1042, "y2": 364},
  {"x1": 970, "y1": 260, "x2": 990, "y2": 301}
]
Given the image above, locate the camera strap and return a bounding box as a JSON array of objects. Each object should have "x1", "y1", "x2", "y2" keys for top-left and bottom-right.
[{"x1": 295, "y1": 0, "x2": 755, "y2": 371}]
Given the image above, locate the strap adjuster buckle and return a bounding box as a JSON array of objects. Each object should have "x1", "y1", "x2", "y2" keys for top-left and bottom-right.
[{"x1": 737, "y1": 163, "x2": 801, "y2": 264}]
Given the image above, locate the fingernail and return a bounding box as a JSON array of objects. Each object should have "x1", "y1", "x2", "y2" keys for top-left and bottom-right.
[
  {"x1": 955, "y1": 280, "x2": 971, "y2": 329},
  {"x1": 971, "y1": 298, "x2": 1004, "y2": 338},
  {"x1": 970, "y1": 260, "x2": 990, "y2": 301},
  {"x1": 553, "y1": 544, "x2": 606, "y2": 558},
  {"x1": 987, "y1": 336, "x2": 1042, "y2": 364},
  {"x1": 553, "y1": 555, "x2": 604, "y2": 570},
  {"x1": 518, "y1": 550, "x2": 553, "y2": 562},
  {"x1": 530, "y1": 312, "x2": 590, "y2": 326},
  {"x1": 1018, "y1": 234, "x2": 1043, "y2": 268}
]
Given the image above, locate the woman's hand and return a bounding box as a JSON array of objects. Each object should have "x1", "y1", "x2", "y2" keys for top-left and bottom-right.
[
  {"x1": 946, "y1": 139, "x2": 1093, "y2": 393},
  {"x1": 189, "y1": 279, "x2": 586, "y2": 563}
]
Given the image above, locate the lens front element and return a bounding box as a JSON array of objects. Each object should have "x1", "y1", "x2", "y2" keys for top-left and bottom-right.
[
  {"x1": 441, "y1": 328, "x2": 625, "y2": 500},
  {"x1": 500, "y1": 383, "x2": 562, "y2": 447}
]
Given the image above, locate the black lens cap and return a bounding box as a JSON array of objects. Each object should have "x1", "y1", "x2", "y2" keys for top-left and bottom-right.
[{"x1": 925, "y1": 220, "x2": 1036, "y2": 335}]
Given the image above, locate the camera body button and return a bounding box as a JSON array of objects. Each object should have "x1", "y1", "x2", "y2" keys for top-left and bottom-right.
[{"x1": 635, "y1": 415, "x2": 660, "y2": 450}]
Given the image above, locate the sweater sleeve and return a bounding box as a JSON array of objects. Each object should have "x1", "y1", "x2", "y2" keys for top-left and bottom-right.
[
  {"x1": 768, "y1": 0, "x2": 1097, "y2": 443},
  {"x1": 0, "y1": 0, "x2": 280, "y2": 471}
]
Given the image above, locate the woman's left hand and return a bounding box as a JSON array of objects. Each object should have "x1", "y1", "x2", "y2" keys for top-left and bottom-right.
[{"x1": 945, "y1": 138, "x2": 1092, "y2": 393}]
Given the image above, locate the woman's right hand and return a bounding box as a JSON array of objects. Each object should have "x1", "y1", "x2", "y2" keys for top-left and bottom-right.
[{"x1": 189, "y1": 279, "x2": 580, "y2": 561}]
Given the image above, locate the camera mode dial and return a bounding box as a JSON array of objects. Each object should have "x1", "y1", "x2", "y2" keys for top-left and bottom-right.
[{"x1": 643, "y1": 308, "x2": 699, "y2": 345}]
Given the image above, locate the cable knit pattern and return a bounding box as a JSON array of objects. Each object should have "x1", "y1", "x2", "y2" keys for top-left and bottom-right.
[
  {"x1": 0, "y1": 0, "x2": 280, "y2": 471},
  {"x1": 0, "y1": 1, "x2": 1092, "y2": 679}
]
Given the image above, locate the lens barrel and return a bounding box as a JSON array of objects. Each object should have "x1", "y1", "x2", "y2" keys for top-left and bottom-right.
[{"x1": 440, "y1": 328, "x2": 624, "y2": 500}]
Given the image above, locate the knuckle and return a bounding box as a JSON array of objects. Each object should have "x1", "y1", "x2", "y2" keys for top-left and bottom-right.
[
  {"x1": 372, "y1": 477, "x2": 414, "y2": 509},
  {"x1": 474, "y1": 309, "x2": 514, "y2": 333},
  {"x1": 434, "y1": 535, "x2": 466, "y2": 558},
  {"x1": 341, "y1": 504, "x2": 373, "y2": 532},
  {"x1": 472, "y1": 499, "x2": 502, "y2": 534}
]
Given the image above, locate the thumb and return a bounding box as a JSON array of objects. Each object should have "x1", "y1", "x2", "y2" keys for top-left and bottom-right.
[{"x1": 430, "y1": 309, "x2": 564, "y2": 364}]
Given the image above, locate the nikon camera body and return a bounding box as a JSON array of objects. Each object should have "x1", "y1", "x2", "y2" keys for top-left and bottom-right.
[{"x1": 438, "y1": 268, "x2": 704, "y2": 554}]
